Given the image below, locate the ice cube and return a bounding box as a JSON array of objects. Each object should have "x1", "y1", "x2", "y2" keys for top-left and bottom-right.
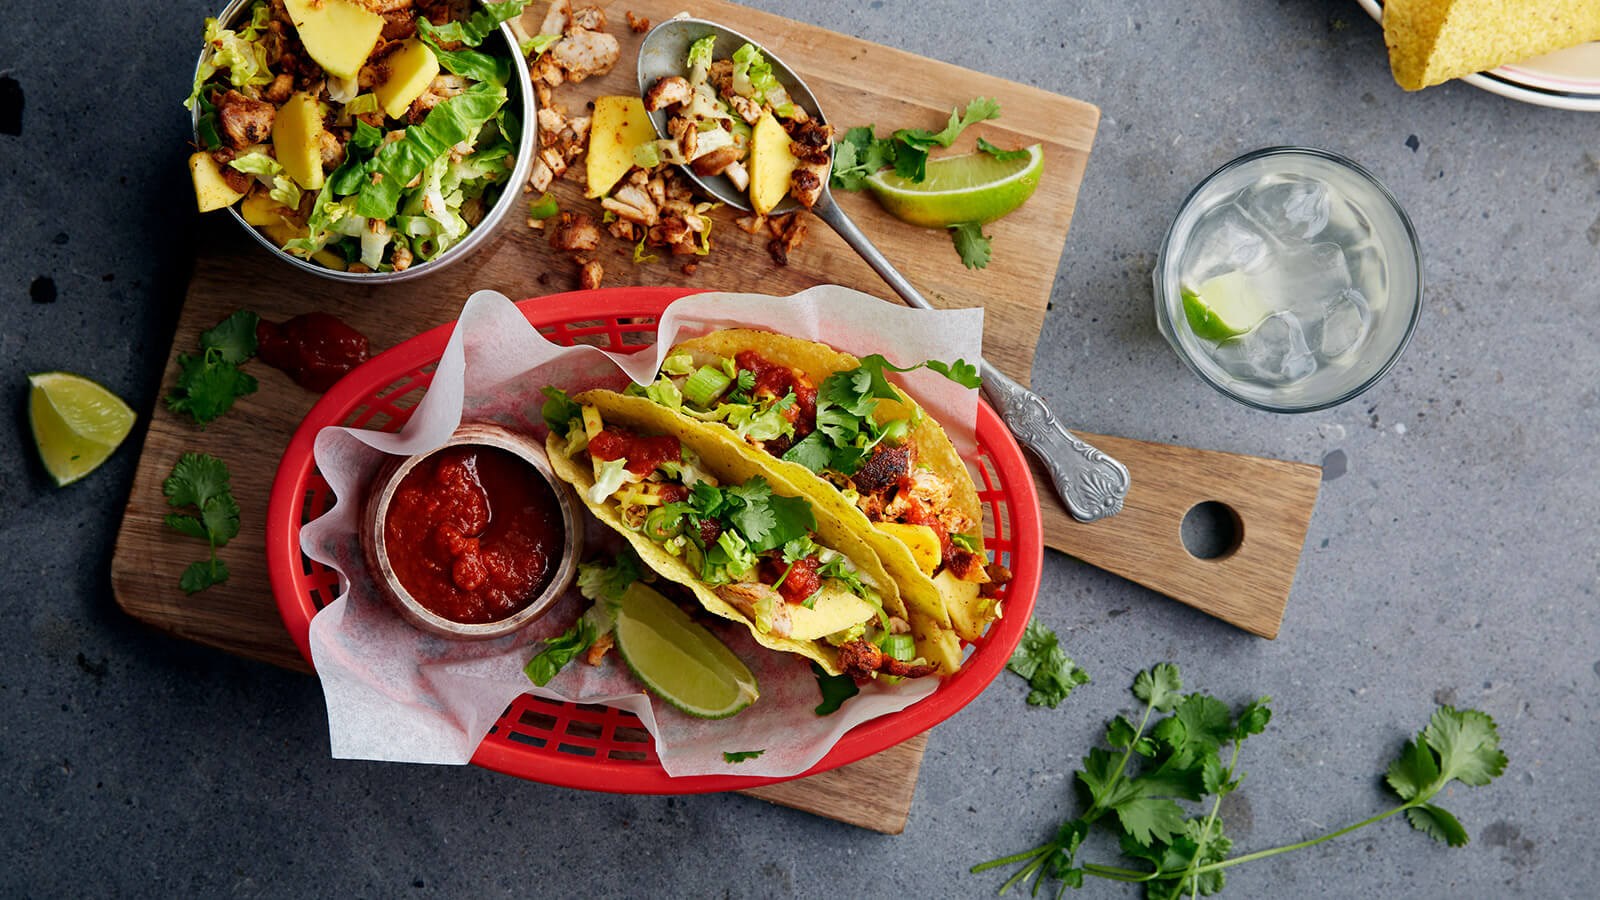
[
  {"x1": 1245, "y1": 242, "x2": 1352, "y2": 318},
  {"x1": 1344, "y1": 244, "x2": 1388, "y2": 310},
  {"x1": 1318, "y1": 289, "x2": 1371, "y2": 358},
  {"x1": 1181, "y1": 203, "x2": 1271, "y2": 285},
  {"x1": 1240, "y1": 176, "x2": 1330, "y2": 242},
  {"x1": 1209, "y1": 311, "x2": 1317, "y2": 385}
]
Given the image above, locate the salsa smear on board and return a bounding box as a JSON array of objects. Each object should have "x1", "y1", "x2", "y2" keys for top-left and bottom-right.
[
  {"x1": 383, "y1": 445, "x2": 564, "y2": 624},
  {"x1": 256, "y1": 312, "x2": 370, "y2": 392}
]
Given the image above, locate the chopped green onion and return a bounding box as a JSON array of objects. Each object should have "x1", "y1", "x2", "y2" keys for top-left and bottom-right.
[
  {"x1": 880, "y1": 632, "x2": 915, "y2": 662},
  {"x1": 528, "y1": 192, "x2": 559, "y2": 219},
  {"x1": 683, "y1": 365, "x2": 733, "y2": 407}
]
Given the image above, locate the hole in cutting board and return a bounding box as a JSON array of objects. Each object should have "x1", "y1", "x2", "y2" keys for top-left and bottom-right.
[{"x1": 1181, "y1": 501, "x2": 1243, "y2": 561}]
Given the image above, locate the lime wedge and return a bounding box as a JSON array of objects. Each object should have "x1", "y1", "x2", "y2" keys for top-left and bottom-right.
[
  {"x1": 865, "y1": 144, "x2": 1044, "y2": 228},
  {"x1": 28, "y1": 372, "x2": 136, "y2": 486},
  {"x1": 614, "y1": 582, "x2": 759, "y2": 719},
  {"x1": 1181, "y1": 271, "x2": 1273, "y2": 342}
]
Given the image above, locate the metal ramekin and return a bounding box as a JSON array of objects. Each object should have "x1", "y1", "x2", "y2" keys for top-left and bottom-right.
[{"x1": 361, "y1": 423, "x2": 582, "y2": 640}]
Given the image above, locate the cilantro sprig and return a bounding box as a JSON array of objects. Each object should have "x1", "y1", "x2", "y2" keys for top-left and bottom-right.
[
  {"x1": 1007, "y1": 619, "x2": 1090, "y2": 708},
  {"x1": 973, "y1": 664, "x2": 1507, "y2": 898},
  {"x1": 832, "y1": 97, "x2": 1001, "y2": 188},
  {"x1": 166, "y1": 311, "x2": 260, "y2": 427},
  {"x1": 162, "y1": 452, "x2": 240, "y2": 593}
]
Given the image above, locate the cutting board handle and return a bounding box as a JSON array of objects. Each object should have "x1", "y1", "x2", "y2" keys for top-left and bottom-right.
[{"x1": 1037, "y1": 432, "x2": 1321, "y2": 638}]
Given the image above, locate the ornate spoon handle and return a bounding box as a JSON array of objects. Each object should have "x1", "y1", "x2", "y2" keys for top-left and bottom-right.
[
  {"x1": 979, "y1": 362, "x2": 1130, "y2": 522},
  {"x1": 813, "y1": 196, "x2": 1131, "y2": 522}
]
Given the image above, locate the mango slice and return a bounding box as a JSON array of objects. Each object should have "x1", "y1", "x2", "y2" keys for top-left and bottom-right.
[
  {"x1": 283, "y1": 0, "x2": 384, "y2": 81},
  {"x1": 586, "y1": 96, "x2": 657, "y2": 199},
  {"x1": 748, "y1": 112, "x2": 798, "y2": 215},
  {"x1": 271, "y1": 92, "x2": 326, "y2": 191},
  {"x1": 374, "y1": 39, "x2": 439, "y2": 119},
  {"x1": 189, "y1": 152, "x2": 246, "y2": 213}
]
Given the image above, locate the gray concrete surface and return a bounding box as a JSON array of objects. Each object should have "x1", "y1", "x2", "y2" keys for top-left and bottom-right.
[{"x1": 4, "y1": 0, "x2": 1596, "y2": 896}]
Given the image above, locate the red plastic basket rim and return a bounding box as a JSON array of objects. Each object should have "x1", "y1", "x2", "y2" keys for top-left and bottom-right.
[{"x1": 265, "y1": 286, "x2": 1044, "y2": 794}]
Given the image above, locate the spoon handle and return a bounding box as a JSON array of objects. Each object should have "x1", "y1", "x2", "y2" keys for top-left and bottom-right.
[{"x1": 811, "y1": 198, "x2": 1130, "y2": 522}]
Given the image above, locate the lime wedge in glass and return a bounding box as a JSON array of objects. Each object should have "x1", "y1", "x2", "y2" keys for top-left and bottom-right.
[
  {"x1": 865, "y1": 144, "x2": 1044, "y2": 228},
  {"x1": 1181, "y1": 271, "x2": 1273, "y2": 342},
  {"x1": 614, "y1": 582, "x2": 759, "y2": 719},
  {"x1": 28, "y1": 371, "x2": 136, "y2": 486}
]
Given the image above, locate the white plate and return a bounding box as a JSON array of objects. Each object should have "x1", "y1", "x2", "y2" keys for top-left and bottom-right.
[{"x1": 1357, "y1": 0, "x2": 1600, "y2": 111}]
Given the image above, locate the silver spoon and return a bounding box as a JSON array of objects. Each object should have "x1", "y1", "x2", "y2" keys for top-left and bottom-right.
[{"x1": 636, "y1": 17, "x2": 1130, "y2": 521}]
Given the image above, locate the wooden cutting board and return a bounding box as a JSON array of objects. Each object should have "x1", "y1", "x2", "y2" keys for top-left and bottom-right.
[{"x1": 112, "y1": 0, "x2": 1317, "y2": 834}]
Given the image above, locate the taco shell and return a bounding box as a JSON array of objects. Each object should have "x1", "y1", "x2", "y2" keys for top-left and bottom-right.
[{"x1": 663, "y1": 330, "x2": 993, "y2": 669}]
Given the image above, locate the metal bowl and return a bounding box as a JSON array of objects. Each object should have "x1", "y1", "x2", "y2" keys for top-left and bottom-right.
[
  {"x1": 191, "y1": 0, "x2": 536, "y2": 283},
  {"x1": 361, "y1": 424, "x2": 582, "y2": 640}
]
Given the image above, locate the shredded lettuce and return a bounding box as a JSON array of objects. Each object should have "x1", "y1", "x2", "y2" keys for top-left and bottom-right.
[
  {"x1": 355, "y1": 82, "x2": 507, "y2": 221},
  {"x1": 227, "y1": 151, "x2": 280, "y2": 177},
  {"x1": 520, "y1": 32, "x2": 561, "y2": 58},
  {"x1": 269, "y1": 176, "x2": 302, "y2": 209},
  {"x1": 186, "y1": 7, "x2": 275, "y2": 109},
  {"x1": 713, "y1": 530, "x2": 759, "y2": 581},
  {"x1": 643, "y1": 376, "x2": 681, "y2": 409},
  {"x1": 731, "y1": 43, "x2": 777, "y2": 103},
  {"x1": 687, "y1": 35, "x2": 718, "y2": 84},
  {"x1": 562, "y1": 418, "x2": 589, "y2": 457},
  {"x1": 633, "y1": 235, "x2": 660, "y2": 264},
  {"x1": 587, "y1": 458, "x2": 632, "y2": 504},
  {"x1": 661, "y1": 353, "x2": 696, "y2": 376},
  {"x1": 415, "y1": 0, "x2": 528, "y2": 47}
]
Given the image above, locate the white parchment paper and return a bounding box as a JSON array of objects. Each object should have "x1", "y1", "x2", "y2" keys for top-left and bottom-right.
[{"x1": 300, "y1": 286, "x2": 983, "y2": 777}]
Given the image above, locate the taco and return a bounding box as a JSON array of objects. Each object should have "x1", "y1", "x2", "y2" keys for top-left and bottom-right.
[
  {"x1": 543, "y1": 388, "x2": 939, "y2": 681},
  {"x1": 624, "y1": 330, "x2": 1003, "y2": 671}
]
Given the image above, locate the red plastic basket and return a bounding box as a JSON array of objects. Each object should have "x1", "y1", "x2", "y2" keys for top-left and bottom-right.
[{"x1": 266, "y1": 287, "x2": 1043, "y2": 793}]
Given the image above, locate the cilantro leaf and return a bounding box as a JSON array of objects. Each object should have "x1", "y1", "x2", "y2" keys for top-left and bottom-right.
[
  {"x1": 1133, "y1": 662, "x2": 1183, "y2": 712},
  {"x1": 894, "y1": 97, "x2": 1001, "y2": 152},
  {"x1": 1422, "y1": 706, "x2": 1507, "y2": 788},
  {"x1": 976, "y1": 136, "x2": 1030, "y2": 161},
  {"x1": 1405, "y1": 804, "x2": 1470, "y2": 848},
  {"x1": 724, "y1": 478, "x2": 815, "y2": 552},
  {"x1": 200, "y1": 494, "x2": 242, "y2": 546},
  {"x1": 199, "y1": 310, "x2": 260, "y2": 365},
  {"x1": 722, "y1": 749, "x2": 765, "y2": 764},
  {"x1": 1153, "y1": 693, "x2": 1234, "y2": 766},
  {"x1": 162, "y1": 514, "x2": 209, "y2": 541},
  {"x1": 1007, "y1": 619, "x2": 1090, "y2": 708},
  {"x1": 1113, "y1": 796, "x2": 1188, "y2": 848},
  {"x1": 924, "y1": 358, "x2": 983, "y2": 389},
  {"x1": 950, "y1": 222, "x2": 992, "y2": 270},
  {"x1": 179, "y1": 559, "x2": 229, "y2": 594},
  {"x1": 524, "y1": 616, "x2": 597, "y2": 686},
  {"x1": 166, "y1": 350, "x2": 258, "y2": 427},
  {"x1": 780, "y1": 432, "x2": 834, "y2": 472},
  {"x1": 163, "y1": 452, "x2": 233, "y2": 510},
  {"x1": 811, "y1": 661, "x2": 860, "y2": 715}
]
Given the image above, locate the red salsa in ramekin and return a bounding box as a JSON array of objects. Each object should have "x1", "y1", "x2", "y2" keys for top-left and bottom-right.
[{"x1": 382, "y1": 444, "x2": 564, "y2": 625}]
